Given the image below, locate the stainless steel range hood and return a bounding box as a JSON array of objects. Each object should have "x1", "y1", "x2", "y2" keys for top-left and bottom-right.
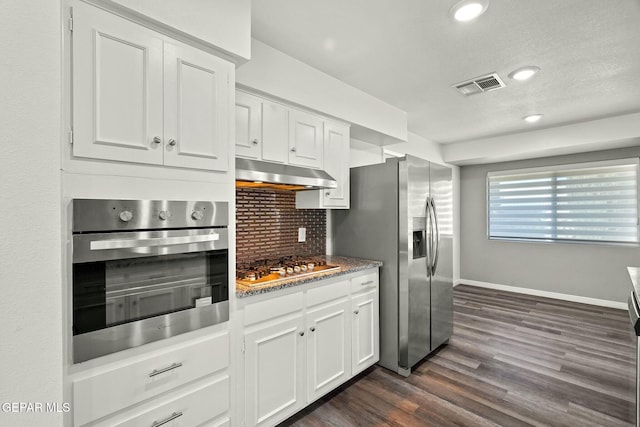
[{"x1": 235, "y1": 158, "x2": 337, "y2": 190}]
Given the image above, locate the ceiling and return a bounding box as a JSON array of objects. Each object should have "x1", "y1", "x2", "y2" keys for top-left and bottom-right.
[{"x1": 251, "y1": 0, "x2": 640, "y2": 145}]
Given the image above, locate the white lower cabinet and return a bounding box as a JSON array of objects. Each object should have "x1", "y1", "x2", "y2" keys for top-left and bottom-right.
[
  {"x1": 306, "y1": 299, "x2": 350, "y2": 402},
  {"x1": 240, "y1": 268, "x2": 379, "y2": 427},
  {"x1": 244, "y1": 315, "x2": 305, "y2": 427},
  {"x1": 71, "y1": 330, "x2": 230, "y2": 426},
  {"x1": 94, "y1": 376, "x2": 229, "y2": 427},
  {"x1": 351, "y1": 290, "x2": 379, "y2": 376}
]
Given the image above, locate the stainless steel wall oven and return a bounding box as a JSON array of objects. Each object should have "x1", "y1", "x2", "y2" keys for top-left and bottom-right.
[{"x1": 71, "y1": 199, "x2": 229, "y2": 363}]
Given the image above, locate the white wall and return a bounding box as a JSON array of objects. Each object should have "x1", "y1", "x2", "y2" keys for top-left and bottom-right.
[
  {"x1": 0, "y1": 1, "x2": 63, "y2": 425},
  {"x1": 460, "y1": 146, "x2": 640, "y2": 304},
  {"x1": 236, "y1": 39, "x2": 408, "y2": 144}
]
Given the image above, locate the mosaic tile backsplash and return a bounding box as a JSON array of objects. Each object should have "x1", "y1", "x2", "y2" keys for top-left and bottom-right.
[{"x1": 236, "y1": 188, "x2": 326, "y2": 263}]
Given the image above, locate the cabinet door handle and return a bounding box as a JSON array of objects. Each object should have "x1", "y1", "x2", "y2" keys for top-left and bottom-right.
[
  {"x1": 310, "y1": 327, "x2": 316, "y2": 332},
  {"x1": 148, "y1": 362, "x2": 183, "y2": 377},
  {"x1": 299, "y1": 331, "x2": 305, "y2": 336},
  {"x1": 325, "y1": 192, "x2": 331, "y2": 197},
  {"x1": 361, "y1": 280, "x2": 374, "y2": 286},
  {"x1": 252, "y1": 139, "x2": 259, "y2": 145},
  {"x1": 152, "y1": 136, "x2": 162, "y2": 144},
  {"x1": 354, "y1": 310, "x2": 359, "y2": 315},
  {"x1": 168, "y1": 138, "x2": 177, "y2": 146},
  {"x1": 290, "y1": 147, "x2": 297, "y2": 152},
  {"x1": 151, "y1": 411, "x2": 183, "y2": 427}
]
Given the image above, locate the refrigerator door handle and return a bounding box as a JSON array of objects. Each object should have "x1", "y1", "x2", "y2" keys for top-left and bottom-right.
[
  {"x1": 425, "y1": 196, "x2": 432, "y2": 277},
  {"x1": 430, "y1": 197, "x2": 440, "y2": 275}
]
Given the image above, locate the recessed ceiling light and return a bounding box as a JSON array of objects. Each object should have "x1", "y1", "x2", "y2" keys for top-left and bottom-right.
[
  {"x1": 450, "y1": 0, "x2": 489, "y2": 22},
  {"x1": 524, "y1": 114, "x2": 543, "y2": 123},
  {"x1": 509, "y1": 66, "x2": 540, "y2": 81}
]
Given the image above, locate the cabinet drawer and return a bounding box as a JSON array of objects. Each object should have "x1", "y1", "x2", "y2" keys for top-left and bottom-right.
[
  {"x1": 94, "y1": 376, "x2": 229, "y2": 427},
  {"x1": 73, "y1": 331, "x2": 229, "y2": 426},
  {"x1": 350, "y1": 271, "x2": 379, "y2": 294},
  {"x1": 306, "y1": 279, "x2": 349, "y2": 308},
  {"x1": 244, "y1": 291, "x2": 303, "y2": 326}
]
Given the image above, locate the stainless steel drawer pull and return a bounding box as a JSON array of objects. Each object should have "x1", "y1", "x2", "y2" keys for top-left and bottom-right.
[
  {"x1": 148, "y1": 362, "x2": 183, "y2": 378},
  {"x1": 151, "y1": 411, "x2": 183, "y2": 427},
  {"x1": 361, "y1": 280, "x2": 374, "y2": 286}
]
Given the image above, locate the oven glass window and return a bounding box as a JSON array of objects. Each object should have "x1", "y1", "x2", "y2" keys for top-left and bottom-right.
[{"x1": 73, "y1": 250, "x2": 228, "y2": 335}]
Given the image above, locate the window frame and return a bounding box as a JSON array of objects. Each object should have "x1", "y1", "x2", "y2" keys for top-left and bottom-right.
[{"x1": 486, "y1": 157, "x2": 640, "y2": 246}]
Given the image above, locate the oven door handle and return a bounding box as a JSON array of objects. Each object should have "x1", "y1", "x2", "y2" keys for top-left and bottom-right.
[{"x1": 90, "y1": 233, "x2": 220, "y2": 251}]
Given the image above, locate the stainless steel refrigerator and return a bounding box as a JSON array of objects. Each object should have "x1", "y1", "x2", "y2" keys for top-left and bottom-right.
[{"x1": 332, "y1": 155, "x2": 453, "y2": 376}]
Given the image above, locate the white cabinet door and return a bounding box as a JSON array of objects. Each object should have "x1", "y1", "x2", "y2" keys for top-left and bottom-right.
[
  {"x1": 322, "y1": 122, "x2": 350, "y2": 208},
  {"x1": 288, "y1": 109, "x2": 323, "y2": 169},
  {"x1": 351, "y1": 289, "x2": 379, "y2": 375},
  {"x1": 73, "y1": 2, "x2": 164, "y2": 165},
  {"x1": 244, "y1": 315, "x2": 305, "y2": 427},
  {"x1": 163, "y1": 42, "x2": 230, "y2": 171},
  {"x1": 306, "y1": 300, "x2": 350, "y2": 402},
  {"x1": 235, "y1": 91, "x2": 262, "y2": 159},
  {"x1": 261, "y1": 100, "x2": 289, "y2": 164}
]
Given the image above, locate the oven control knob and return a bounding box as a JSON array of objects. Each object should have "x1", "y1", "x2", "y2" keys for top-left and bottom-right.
[
  {"x1": 119, "y1": 210, "x2": 133, "y2": 222},
  {"x1": 158, "y1": 211, "x2": 168, "y2": 221},
  {"x1": 191, "y1": 210, "x2": 204, "y2": 221}
]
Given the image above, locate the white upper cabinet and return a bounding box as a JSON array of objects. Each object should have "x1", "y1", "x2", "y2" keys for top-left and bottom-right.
[
  {"x1": 234, "y1": 90, "x2": 289, "y2": 164},
  {"x1": 163, "y1": 42, "x2": 229, "y2": 171},
  {"x1": 235, "y1": 91, "x2": 262, "y2": 159},
  {"x1": 235, "y1": 89, "x2": 351, "y2": 209},
  {"x1": 323, "y1": 122, "x2": 350, "y2": 206},
  {"x1": 72, "y1": 2, "x2": 231, "y2": 172},
  {"x1": 296, "y1": 121, "x2": 350, "y2": 209},
  {"x1": 261, "y1": 101, "x2": 288, "y2": 164},
  {"x1": 73, "y1": 3, "x2": 164, "y2": 165},
  {"x1": 288, "y1": 109, "x2": 324, "y2": 169}
]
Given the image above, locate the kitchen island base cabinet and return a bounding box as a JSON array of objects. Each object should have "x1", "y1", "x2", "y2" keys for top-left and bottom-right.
[{"x1": 239, "y1": 268, "x2": 379, "y2": 427}]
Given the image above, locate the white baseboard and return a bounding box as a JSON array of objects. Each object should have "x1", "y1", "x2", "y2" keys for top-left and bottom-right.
[{"x1": 457, "y1": 279, "x2": 627, "y2": 310}]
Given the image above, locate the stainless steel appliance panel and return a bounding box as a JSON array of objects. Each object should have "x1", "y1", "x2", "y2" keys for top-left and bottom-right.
[
  {"x1": 332, "y1": 161, "x2": 399, "y2": 371},
  {"x1": 332, "y1": 155, "x2": 453, "y2": 376},
  {"x1": 71, "y1": 199, "x2": 230, "y2": 363},
  {"x1": 401, "y1": 156, "x2": 432, "y2": 369},
  {"x1": 72, "y1": 199, "x2": 228, "y2": 232},
  {"x1": 429, "y1": 162, "x2": 454, "y2": 349},
  {"x1": 73, "y1": 228, "x2": 229, "y2": 263},
  {"x1": 73, "y1": 301, "x2": 229, "y2": 363}
]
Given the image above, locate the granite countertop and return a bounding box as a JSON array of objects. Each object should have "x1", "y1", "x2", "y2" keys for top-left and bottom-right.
[{"x1": 235, "y1": 255, "x2": 382, "y2": 298}]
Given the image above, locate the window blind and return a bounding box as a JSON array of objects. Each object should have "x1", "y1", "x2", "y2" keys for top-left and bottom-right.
[{"x1": 487, "y1": 159, "x2": 639, "y2": 244}]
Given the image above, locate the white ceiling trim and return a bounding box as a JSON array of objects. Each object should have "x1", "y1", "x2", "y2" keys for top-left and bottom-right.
[{"x1": 441, "y1": 112, "x2": 640, "y2": 165}]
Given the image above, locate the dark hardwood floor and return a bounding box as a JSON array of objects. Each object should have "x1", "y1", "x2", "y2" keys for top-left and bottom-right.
[{"x1": 280, "y1": 284, "x2": 636, "y2": 426}]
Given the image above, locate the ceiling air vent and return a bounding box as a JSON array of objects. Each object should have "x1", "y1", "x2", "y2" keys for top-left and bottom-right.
[{"x1": 453, "y1": 73, "x2": 506, "y2": 96}]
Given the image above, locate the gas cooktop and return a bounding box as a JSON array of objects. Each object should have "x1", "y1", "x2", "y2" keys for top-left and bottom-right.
[{"x1": 236, "y1": 256, "x2": 340, "y2": 287}]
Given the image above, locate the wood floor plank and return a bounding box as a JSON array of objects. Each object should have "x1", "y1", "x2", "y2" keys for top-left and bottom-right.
[{"x1": 279, "y1": 284, "x2": 636, "y2": 426}]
